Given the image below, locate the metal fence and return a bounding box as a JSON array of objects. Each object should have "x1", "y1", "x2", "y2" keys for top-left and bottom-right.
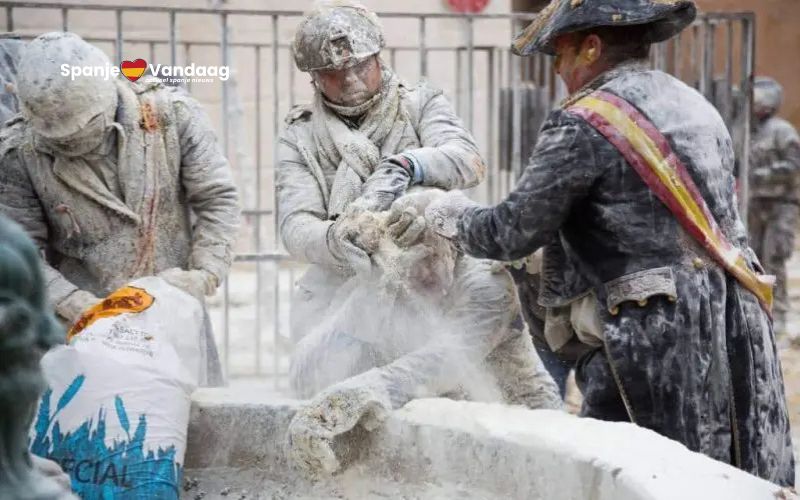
[{"x1": 1, "y1": 2, "x2": 755, "y2": 386}]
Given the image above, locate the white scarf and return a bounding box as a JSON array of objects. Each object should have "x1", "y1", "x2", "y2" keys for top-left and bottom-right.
[{"x1": 311, "y1": 68, "x2": 419, "y2": 218}]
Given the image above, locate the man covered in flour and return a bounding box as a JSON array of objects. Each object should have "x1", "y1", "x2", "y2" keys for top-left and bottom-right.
[
  {"x1": 286, "y1": 189, "x2": 562, "y2": 476},
  {"x1": 423, "y1": 0, "x2": 794, "y2": 486},
  {"x1": 279, "y1": 0, "x2": 486, "y2": 343},
  {"x1": 0, "y1": 32, "x2": 240, "y2": 386}
]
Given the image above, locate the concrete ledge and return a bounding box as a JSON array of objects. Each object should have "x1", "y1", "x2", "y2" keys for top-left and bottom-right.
[
  {"x1": 184, "y1": 390, "x2": 784, "y2": 499},
  {"x1": 185, "y1": 388, "x2": 299, "y2": 474},
  {"x1": 366, "y1": 399, "x2": 783, "y2": 500}
]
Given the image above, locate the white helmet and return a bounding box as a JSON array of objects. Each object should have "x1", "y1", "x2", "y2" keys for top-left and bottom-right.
[
  {"x1": 292, "y1": 1, "x2": 385, "y2": 73},
  {"x1": 17, "y1": 32, "x2": 117, "y2": 139}
]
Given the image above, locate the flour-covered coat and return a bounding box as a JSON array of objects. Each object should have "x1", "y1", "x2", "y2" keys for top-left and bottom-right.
[
  {"x1": 0, "y1": 78, "x2": 240, "y2": 302},
  {"x1": 278, "y1": 80, "x2": 485, "y2": 342},
  {"x1": 453, "y1": 65, "x2": 795, "y2": 486}
]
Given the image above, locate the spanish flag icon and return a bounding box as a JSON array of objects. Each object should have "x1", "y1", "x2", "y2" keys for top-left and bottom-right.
[{"x1": 120, "y1": 59, "x2": 147, "y2": 82}]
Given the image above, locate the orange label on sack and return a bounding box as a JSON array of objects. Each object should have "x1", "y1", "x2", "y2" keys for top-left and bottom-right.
[{"x1": 67, "y1": 286, "x2": 155, "y2": 342}]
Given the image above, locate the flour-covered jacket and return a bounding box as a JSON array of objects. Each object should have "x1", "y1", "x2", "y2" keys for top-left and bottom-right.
[
  {"x1": 0, "y1": 78, "x2": 240, "y2": 307},
  {"x1": 455, "y1": 64, "x2": 795, "y2": 486},
  {"x1": 278, "y1": 80, "x2": 484, "y2": 341}
]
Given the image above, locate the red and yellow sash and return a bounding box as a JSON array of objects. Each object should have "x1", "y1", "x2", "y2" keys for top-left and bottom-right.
[{"x1": 567, "y1": 90, "x2": 774, "y2": 315}]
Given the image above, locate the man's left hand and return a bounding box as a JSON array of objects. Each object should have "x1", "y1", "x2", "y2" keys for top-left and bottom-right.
[
  {"x1": 157, "y1": 268, "x2": 217, "y2": 300},
  {"x1": 385, "y1": 203, "x2": 427, "y2": 247}
]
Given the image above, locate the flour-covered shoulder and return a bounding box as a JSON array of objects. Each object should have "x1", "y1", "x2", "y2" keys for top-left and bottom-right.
[{"x1": 401, "y1": 80, "x2": 445, "y2": 125}]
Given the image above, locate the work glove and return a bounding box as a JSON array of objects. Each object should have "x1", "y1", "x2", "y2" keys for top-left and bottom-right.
[
  {"x1": 30, "y1": 454, "x2": 72, "y2": 494},
  {"x1": 287, "y1": 374, "x2": 392, "y2": 477},
  {"x1": 352, "y1": 154, "x2": 416, "y2": 212},
  {"x1": 381, "y1": 187, "x2": 454, "y2": 248},
  {"x1": 157, "y1": 268, "x2": 218, "y2": 301},
  {"x1": 424, "y1": 190, "x2": 479, "y2": 239},
  {"x1": 327, "y1": 216, "x2": 373, "y2": 275},
  {"x1": 55, "y1": 289, "x2": 100, "y2": 325}
]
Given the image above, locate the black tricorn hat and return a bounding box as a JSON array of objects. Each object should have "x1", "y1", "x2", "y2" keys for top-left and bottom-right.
[{"x1": 512, "y1": 0, "x2": 697, "y2": 56}]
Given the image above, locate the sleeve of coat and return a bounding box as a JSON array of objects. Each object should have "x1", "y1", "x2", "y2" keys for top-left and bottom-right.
[
  {"x1": 276, "y1": 124, "x2": 344, "y2": 270},
  {"x1": 402, "y1": 83, "x2": 486, "y2": 190},
  {"x1": 0, "y1": 131, "x2": 79, "y2": 307},
  {"x1": 174, "y1": 95, "x2": 241, "y2": 283},
  {"x1": 456, "y1": 110, "x2": 605, "y2": 261}
]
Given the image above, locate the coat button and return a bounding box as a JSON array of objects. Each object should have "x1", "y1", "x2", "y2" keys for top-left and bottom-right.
[{"x1": 693, "y1": 257, "x2": 704, "y2": 269}]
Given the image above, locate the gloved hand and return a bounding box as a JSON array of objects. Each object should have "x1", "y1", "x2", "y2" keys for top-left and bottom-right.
[
  {"x1": 424, "y1": 190, "x2": 479, "y2": 239},
  {"x1": 30, "y1": 454, "x2": 72, "y2": 494},
  {"x1": 157, "y1": 268, "x2": 218, "y2": 300},
  {"x1": 287, "y1": 378, "x2": 391, "y2": 477},
  {"x1": 55, "y1": 289, "x2": 100, "y2": 325},
  {"x1": 327, "y1": 216, "x2": 372, "y2": 275},
  {"x1": 384, "y1": 203, "x2": 427, "y2": 248},
  {"x1": 353, "y1": 155, "x2": 416, "y2": 212}
]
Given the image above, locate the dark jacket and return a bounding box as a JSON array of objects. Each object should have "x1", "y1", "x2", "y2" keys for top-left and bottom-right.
[{"x1": 455, "y1": 63, "x2": 795, "y2": 486}]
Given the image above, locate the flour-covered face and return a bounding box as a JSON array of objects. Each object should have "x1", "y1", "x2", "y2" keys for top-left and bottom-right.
[
  {"x1": 33, "y1": 102, "x2": 117, "y2": 157},
  {"x1": 313, "y1": 56, "x2": 383, "y2": 107}
]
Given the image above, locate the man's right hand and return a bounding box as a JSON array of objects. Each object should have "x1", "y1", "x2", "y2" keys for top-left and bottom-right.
[
  {"x1": 424, "y1": 190, "x2": 478, "y2": 239},
  {"x1": 55, "y1": 289, "x2": 100, "y2": 325},
  {"x1": 287, "y1": 381, "x2": 391, "y2": 478},
  {"x1": 384, "y1": 203, "x2": 426, "y2": 248}
]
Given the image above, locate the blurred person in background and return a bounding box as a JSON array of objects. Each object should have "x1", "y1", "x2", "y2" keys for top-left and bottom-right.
[{"x1": 747, "y1": 76, "x2": 800, "y2": 341}]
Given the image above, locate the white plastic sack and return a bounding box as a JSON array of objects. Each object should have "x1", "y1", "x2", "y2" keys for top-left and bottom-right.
[{"x1": 29, "y1": 277, "x2": 204, "y2": 499}]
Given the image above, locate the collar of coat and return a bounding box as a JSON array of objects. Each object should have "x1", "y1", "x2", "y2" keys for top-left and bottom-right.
[{"x1": 560, "y1": 59, "x2": 651, "y2": 108}]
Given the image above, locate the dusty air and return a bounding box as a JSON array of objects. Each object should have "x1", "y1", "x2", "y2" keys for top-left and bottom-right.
[{"x1": 2, "y1": 0, "x2": 800, "y2": 499}]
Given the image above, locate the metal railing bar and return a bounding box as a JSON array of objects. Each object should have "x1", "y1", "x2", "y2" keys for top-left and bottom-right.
[
  {"x1": 4, "y1": 3, "x2": 748, "y2": 21},
  {"x1": 1, "y1": 2, "x2": 544, "y2": 19},
  {"x1": 254, "y1": 43, "x2": 263, "y2": 375},
  {"x1": 234, "y1": 253, "x2": 294, "y2": 262}
]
